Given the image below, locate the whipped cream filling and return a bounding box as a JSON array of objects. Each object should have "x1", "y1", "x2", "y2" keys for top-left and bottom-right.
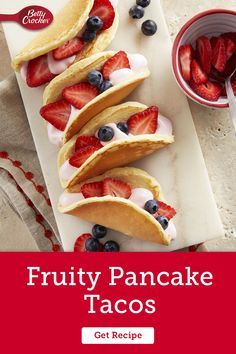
[
  {"x1": 59, "y1": 187, "x2": 177, "y2": 240},
  {"x1": 60, "y1": 113, "x2": 172, "y2": 178},
  {"x1": 109, "y1": 54, "x2": 148, "y2": 86},
  {"x1": 47, "y1": 105, "x2": 80, "y2": 147},
  {"x1": 47, "y1": 52, "x2": 76, "y2": 75},
  {"x1": 20, "y1": 61, "x2": 28, "y2": 82},
  {"x1": 109, "y1": 0, "x2": 118, "y2": 7}
]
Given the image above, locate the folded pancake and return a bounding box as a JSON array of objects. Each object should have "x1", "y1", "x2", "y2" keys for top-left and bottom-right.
[
  {"x1": 58, "y1": 102, "x2": 174, "y2": 188},
  {"x1": 12, "y1": 0, "x2": 119, "y2": 85},
  {"x1": 41, "y1": 51, "x2": 150, "y2": 144},
  {"x1": 58, "y1": 167, "x2": 177, "y2": 245}
]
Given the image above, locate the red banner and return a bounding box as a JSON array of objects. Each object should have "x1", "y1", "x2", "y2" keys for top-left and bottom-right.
[{"x1": 0, "y1": 253, "x2": 235, "y2": 353}]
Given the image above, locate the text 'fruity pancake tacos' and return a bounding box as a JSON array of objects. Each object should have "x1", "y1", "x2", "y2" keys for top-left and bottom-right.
[
  {"x1": 58, "y1": 167, "x2": 177, "y2": 245},
  {"x1": 12, "y1": 0, "x2": 119, "y2": 87},
  {"x1": 40, "y1": 51, "x2": 150, "y2": 145},
  {"x1": 58, "y1": 102, "x2": 174, "y2": 188}
]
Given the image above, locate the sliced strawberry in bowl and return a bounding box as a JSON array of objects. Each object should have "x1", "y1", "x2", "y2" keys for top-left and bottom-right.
[
  {"x1": 212, "y1": 37, "x2": 227, "y2": 73},
  {"x1": 75, "y1": 136, "x2": 103, "y2": 151},
  {"x1": 62, "y1": 82, "x2": 99, "y2": 109},
  {"x1": 74, "y1": 233, "x2": 92, "y2": 252},
  {"x1": 40, "y1": 100, "x2": 71, "y2": 131},
  {"x1": 210, "y1": 37, "x2": 218, "y2": 51},
  {"x1": 102, "y1": 178, "x2": 132, "y2": 198},
  {"x1": 190, "y1": 80, "x2": 222, "y2": 102},
  {"x1": 179, "y1": 44, "x2": 193, "y2": 81},
  {"x1": 154, "y1": 201, "x2": 176, "y2": 220},
  {"x1": 26, "y1": 55, "x2": 55, "y2": 87},
  {"x1": 191, "y1": 59, "x2": 208, "y2": 84},
  {"x1": 102, "y1": 51, "x2": 130, "y2": 80},
  {"x1": 224, "y1": 37, "x2": 236, "y2": 61},
  {"x1": 81, "y1": 181, "x2": 103, "y2": 198},
  {"x1": 223, "y1": 53, "x2": 236, "y2": 77},
  {"x1": 69, "y1": 146, "x2": 100, "y2": 168},
  {"x1": 53, "y1": 38, "x2": 84, "y2": 60},
  {"x1": 127, "y1": 106, "x2": 158, "y2": 135},
  {"x1": 196, "y1": 36, "x2": 212, "y2": 74},
  {"x1": 90, "y1": 0, "x2": 115, "y2": 30},
  {"x1": 222, "y1": 32, "x2": 236, "y2": 45}
]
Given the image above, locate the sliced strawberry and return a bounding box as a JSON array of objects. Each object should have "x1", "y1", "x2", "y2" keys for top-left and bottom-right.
[
  {"x1": 154, "y1": 201, "x2": 176, "y2": 220},
  {"x1": 221, "y1": 85, "x2": 226, "y2": 97},
  {"x1": 89, "y1": 0, "x2": 115, "y2": 30},
  {"x1": 190, "y1": 80, "x2": 222, "y2": 102},
  {"x1": 81, "y1": 181, "x2": 103, "y2": 198},
  {"x1": 127, "y1": 106, "x2": 158, "y2": 135},
  {"x1": 69, "y1": 146, "x2": 99, "y2": 167},
  {"x1": 75, "y1": 136, "x2": 103, "y2": 151},
  {"x1": 196, "y1": 36, "x2": 212, "y2": 74},
  {"x1": 62, "y1": 82, "x2": 99, "y2": 109},
  {"x1": 40, "y1": 100, "x2": 71, "y2": 131},
  {"x1": 224, "y1": 37, "x2": 236, "y2": 61},
  {"x1": 223, "y1": 53, "x2": 236, "y2": 76},
  {"x1": 102, "y1": 178, "x2": 132, "y2": 199},
  {"x1": 191, "y1": 59, "x2": 208, "y2": 84},
  {"x1": 222, "y1": 32, "x2": 236, "y2": 45},
  {"x1": 210, "y1": 36, "x2": 218, "y2": 51},
  {"x1": 74, "y1": 233, "x2": 92, "y2": 252},
  {"x1": 26, "y1": 55, "x2": 55, "y2": 87},
  {"x1": 53, "y1": 38, "x2": 84, "y2": 60},
  {"x1": 179, "y1": 44, "x2": 193, "y2": 81},
  {"x1": 102, "y1": 51, "x2": 130, "y2": 80},
  {"x1": 212, "y1": 37, "x2": 226, "y2": 73}
]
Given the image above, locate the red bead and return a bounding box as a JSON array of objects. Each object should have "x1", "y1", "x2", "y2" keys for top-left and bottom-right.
[
  {"x1": 27, "y1": 199, "x2": 34, "y2": 207},
  {"x1": 36, "y1": 185, "x2": 44, "y2": 193},
  {"x1": 52, "y1": 244, "x2": 61, "y2": 252},
  {"x1": 35, "y1": 214, "x2": 44, "y2": 223},
  {"x1": 44, "y1": 230, "x2": 52, "y2": 238},
  {"x1": 25, "y1": 172, "x2": 34, "y2": 180},
  {"x1": 46, "y1": 198, "x2": 52, "y2": 207},
  {"x1": 13, "y1": 160, "x2": 22, "y2": 167},
  {"x1": 0, "y1": 151, "x2": 9, "y2": 158}
]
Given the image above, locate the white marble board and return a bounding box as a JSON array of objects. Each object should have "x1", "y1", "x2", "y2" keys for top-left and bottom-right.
[{"x1": 1, "y1": 0, "x2": 224, "y2": 251}]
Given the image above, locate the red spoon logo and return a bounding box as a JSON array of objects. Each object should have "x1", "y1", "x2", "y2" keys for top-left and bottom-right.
[{"x1": 0, "y1": 5, "x2": 54, "y2": 30}]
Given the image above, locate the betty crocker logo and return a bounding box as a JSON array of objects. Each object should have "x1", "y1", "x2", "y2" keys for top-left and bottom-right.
[{"x1": 0, "y1": 5, "x2": 53, "y2": 30}]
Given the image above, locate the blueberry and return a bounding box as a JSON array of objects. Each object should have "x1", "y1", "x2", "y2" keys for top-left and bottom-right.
[
  {"x1": 117, "y1": 122, "x2": 129, "y2": 134},
  {"x1": 88, "y1": 70, "x2": 103, "y2": 87},
  {"x1": 98, "y1": 126, "x2": 114, "y2": 142},
  {"x1": 136, "y1": 0, "x2": 151, "y2": 7},
  {"x1": 104, "y1": 240, "x2": 120, "y2": 252},
  {"x1": 141, "y1": 20, "x2": 157, "y2": 36},
  {"x1": 87, "y1": 16, "x2": 103, "y2": 31},
  {"x1": 85, "y1": 238, "x2": 101, "y2": 252},
  {"x1": 156, "y1": 216, "x2": 169, "y2": 230},
  {"x1": 129, "y1": 5, "x2": 144, "y2": 19},
  {"x1": 100, "y1": 80, "x2": 113, "y2": 93},
  {"x1": 92, "y1": 224, "x2": 107, "y2": 239},
  {"x1": 82, "y1": 29, "x2": 96, "y2": 42},
  {"x1": 144, "y1": 200, "x2": 159, "y2": 214}
]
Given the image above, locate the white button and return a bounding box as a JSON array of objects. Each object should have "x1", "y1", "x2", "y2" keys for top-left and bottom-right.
[{"x1": 82, "y1": 327, "x2": 155, "y2": 344}]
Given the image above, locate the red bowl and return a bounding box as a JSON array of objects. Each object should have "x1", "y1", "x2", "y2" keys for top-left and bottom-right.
[{"x1": 172, "y1": 9, "x2": 236, "y2": 108}]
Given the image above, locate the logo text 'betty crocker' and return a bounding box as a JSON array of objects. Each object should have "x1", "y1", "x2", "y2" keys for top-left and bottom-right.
[
  {"x1": 18, "y1": 6, "x2": 54, "y2": 29},
  {"x1": 0, "y1": 5, "x2": 53, "y2": 30}
]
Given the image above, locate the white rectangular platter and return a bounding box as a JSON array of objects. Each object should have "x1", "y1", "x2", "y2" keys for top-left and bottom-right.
[{"x1": 2, "y1": 0, "x2": 224, "y2": 251}]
